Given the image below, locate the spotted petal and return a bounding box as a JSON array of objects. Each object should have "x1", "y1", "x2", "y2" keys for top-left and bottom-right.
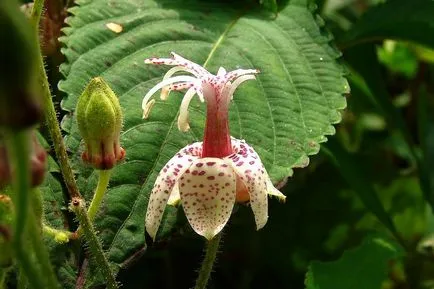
[
  {"x1": 145, "y1": 142, "x2": 202, "y2": 240},
  {"x1": 179, "y1": 157, "x2": 236, "y2": 240},
  {"x1": 226, "y1": 139, "x2": 271, "y2": 230}
]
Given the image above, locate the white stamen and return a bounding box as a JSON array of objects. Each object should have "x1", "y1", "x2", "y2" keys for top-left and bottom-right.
[
  {"x1": 177, "y1": 87, "x2": 197, "y2": 132},
  {"x1": 142, "y1": 76, "x2": 197, "y2": 111},
  {"x1": 196, "y1": 87, "x2": 205, "y2": 103},
  {"x1": 143, "y1": 99, "x2": 155, "y2": 119},
  {"x1": 227, "y1": 75, "x2": 256, "y2": 100}
]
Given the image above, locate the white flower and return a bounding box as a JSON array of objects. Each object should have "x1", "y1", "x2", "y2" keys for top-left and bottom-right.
[
  {"x1": 143, "y1": 53, "x2": 286, "y2": 240},
  {"x1": 145, "y1": 138, "x2": 286, "y2": 240}
]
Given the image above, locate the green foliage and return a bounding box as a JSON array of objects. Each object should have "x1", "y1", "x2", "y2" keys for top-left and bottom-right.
[
  {"x1": 322, "y1": 138, "x2": 402, "y2": 243},
  {"x1": 340, "y1": 0, "x2": 434, "y2": 49},
  {"x1": 58, "y1": 0, "x2": 347, "y2": 274},
  {"x1": 305, "y1": 237, "x2": 403, "y2": 289},
  {"x1": 6, "y1": 0, "x2": 434, "y2": 288}
]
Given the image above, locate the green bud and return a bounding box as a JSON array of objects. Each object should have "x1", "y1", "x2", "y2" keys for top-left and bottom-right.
[
  {"x1": 0, "y1": 195, "x2": 13, "y2": 268},
  {"x1": 77, "y1": 77, "x2": 125, "y2": 170},
  {"x1": 0, "y1": 1, "x2": 42, "y2": 129}
]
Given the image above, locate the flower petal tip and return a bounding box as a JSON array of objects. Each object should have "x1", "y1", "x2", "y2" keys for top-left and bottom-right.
[
  {"x1": 255, "y1": 217, "x2": 268, "y2": 231},
  {"x1": 142, "y1": 99, "x2": 155, "y2": 119},
  {"x1": 145, "y1": 225, "x2": 158, "y2": 241},
  {"x1": 160, "y1": 88, "x2": 169, "y2": 100}
]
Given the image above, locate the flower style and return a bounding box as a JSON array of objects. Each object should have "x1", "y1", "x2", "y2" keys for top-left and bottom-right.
[{"x1": 143, "y1": 52, "x2": 285, "y2": 240}]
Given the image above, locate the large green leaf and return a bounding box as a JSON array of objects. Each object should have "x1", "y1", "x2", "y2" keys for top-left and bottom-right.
[
  {"x1": 305, "y1": 236, "x2": 403, "y2": 289},
  {"x1": 59, "y1": 0, "x2": 347, "y2": 269},
  {"x1": 340, "y1": 0, "x2": 434, "y2": 49}
]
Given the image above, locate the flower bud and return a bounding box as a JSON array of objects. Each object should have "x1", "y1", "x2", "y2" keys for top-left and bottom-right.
[
  {"x1": 77, "y1": 77, "x2": 125, "y2": 170},
  {"x1": 0, "y1": 1, "x2": 42, "y2": 129},
  {"x1": 29, "y1": 132, "x2": 47, "y2": 187},
  {"x1": 0, "y1": 145, "x2": 11, "y2": 189},
  {"x1": 0, "y1": 131, "x2": 47, "y2": 188},
  {"x1": 0, "y1": 195, "x2": 13, "y2": 268}
]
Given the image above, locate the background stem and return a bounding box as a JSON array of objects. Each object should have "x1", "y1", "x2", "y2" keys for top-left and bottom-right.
[
  {"x1": 6, "y1": 131, "x2": 46, "y2": 289},
  {"x1": 0, "y1": 268, "x2": 7, "y2": 289},
  {"x1": 31, "y1": 0, "x2": 82, "y2": 200},
  {"x1": 194, "y1": 234, "x2": 222, "y2": 289},
  {"x1": 28, "y1": 213, "x2": 60, "y2": 289}
]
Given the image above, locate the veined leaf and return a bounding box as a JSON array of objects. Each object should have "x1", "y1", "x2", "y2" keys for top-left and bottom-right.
[
  {"x1": 340, "y1": 0, "x2": 434, "y2": 49},
  {"x1": 305, "y1": 236, "x2": 403, "y2": 289},
  {"x1": 59, "y1": 0, "x2": 348, "y2": 269}
]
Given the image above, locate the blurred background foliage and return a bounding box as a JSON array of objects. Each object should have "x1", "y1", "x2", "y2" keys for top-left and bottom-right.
[{"x1": 16, "y1": 0, "x2": 434, "y2": 288}]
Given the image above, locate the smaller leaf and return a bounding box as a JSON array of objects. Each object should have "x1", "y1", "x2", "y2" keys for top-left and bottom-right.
[
  {"x1": 305, "y1": 236, "x2": 403, "y2": 289},
  {"x1": 340, "y1": 0, "x2": 434, "y2": 50},
  {"x1": 259, "y1": 0, "x2": 278, "y2": 13},
  {"x1": 322, "y1": 138, "x2": 403, "y2": 245}
]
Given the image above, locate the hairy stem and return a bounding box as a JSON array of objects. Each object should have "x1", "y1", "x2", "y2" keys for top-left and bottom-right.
[
  {"x1": 29, "y1": 0, "x2": 44, "y2": 28},
  {"x1": 31, "y1": 0, "x2": 82, "y2": 200},
  {"x1": 17, "y1": 269, "x2": 27, "y2": 289},
  {"x1": 88, "y1": 170, "x2": 111, "y2": 222},
  {"x1": 6, "y1": 131, "x2": 45, "y2": 289},
  {"x1": 76, "y1": 170, "x2": 111, "y2": 236},
  {"x1": 194, "y1": 234, "x2": 222, "y2": 289},
  {"x1": 43, "y1": 224, "x2": 74, "y2": 242},
  {"x1": 70, "y1": 198, "x2": 118, "y2": 289},
  {"x1": 28, "y1": 213, "x2": 60, "y2": 289},
  {"x1": 0, "y1": 268, "x2": 7, "y2": 289}
]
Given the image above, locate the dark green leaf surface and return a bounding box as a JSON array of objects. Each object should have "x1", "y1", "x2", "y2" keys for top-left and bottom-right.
[
  {"x1": 59, "y1": 0, "x2": 348, "y2": 267},
  {"x1": 305, "y1": 237, "x2": 403, "y2": 289},
  {"x1": 340, "y1": 0, "x2": 434, "y2": 49},
  {"x1": 322, "y1": 138, "x2": 402, "y2": 244}
]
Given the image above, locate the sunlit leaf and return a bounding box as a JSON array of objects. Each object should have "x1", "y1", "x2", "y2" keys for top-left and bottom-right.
[{"x1": 59, "y1": 0, "x2": 348, "y2": 273}]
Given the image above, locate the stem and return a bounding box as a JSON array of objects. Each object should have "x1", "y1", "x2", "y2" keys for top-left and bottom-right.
[
  {"x1": 6, "y1": 131, "x2": 30, "y2": 239},
  {"x1": 194, "y1": 234, "x2": 222, "y2": 289},
  {"x1": 70, "y1": 198, "x2": 118, "y2": 289},
  {"x1": 17, "y1": 268, "x2": 27, "y2": 289},
  {"x1": 0, "y1": 268, "x2": 6, "y2": 289},
  {"x1": 76, "y1": 170, "x2": 111, "y2": 236},
  {"x1": 28, "y1": 221, "x2": 60, "y2": 289},
  {"x1": 30, "y1": 0, "x2": 44, "y2": 29},
  {"x1": 6, "y1": 131, "x2": 46, "y2": 289},
  {"x1": 43, "y1": 224, "x2": 74, "y2": 242},
  {"x1": 87, "y1": 170, "x2": 111, "y2": 222},
  {"x1": 31, "y1": 0, "x2": 82, "y2": 200}
]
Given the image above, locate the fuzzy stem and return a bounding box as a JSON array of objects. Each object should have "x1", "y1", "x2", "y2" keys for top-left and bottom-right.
[
  {"x1": 6, "y1": 131, "x2": 46, "y2": 289},
  {"x1": 0, "y1": 268, "x2": 6, "y2": 289},
  {"x1": 76, "y1": 170, "x2": 111, "y2": 237},
  {"x1": 31, "y1": 0, "x2": 82, "y2": 200},
  {"x1": 6, "y1": 131, "x2": 30, "y2": 240},
  {"x1": 17, "y1": 269, "x2": 27, "y2": 289},
  {"x1": 30, "y1": 0, "x2": 44, "y2": 29},
  {"x1": 70, "y1": 198, "x2": 118, "y2": 289},
  {"x1": 194, "y1": 234, "x2": 222, "y2": 289},
  {"x1": 88, "y1": 170, "x2": 111, "y2": 222},
  {"x1": 28, "y1": 214, "x2": 60, "y2": 289},
  {"x1": 43, "y1": 224, "x2": 74, "y2": 242}
]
